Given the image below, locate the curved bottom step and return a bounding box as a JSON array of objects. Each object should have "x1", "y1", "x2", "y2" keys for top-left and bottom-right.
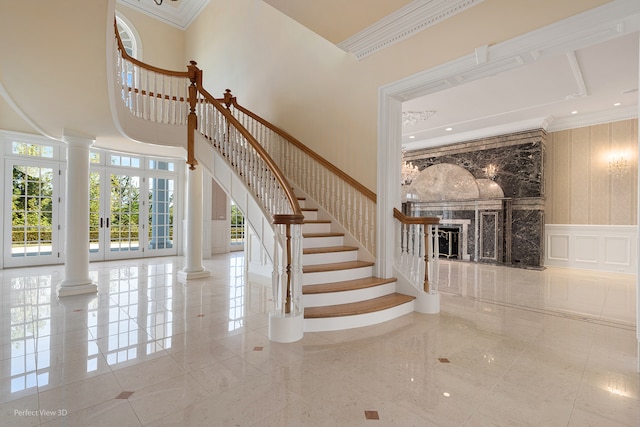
[{"x1": 303, "y1": 293, "x2": 415, "y2": 332}]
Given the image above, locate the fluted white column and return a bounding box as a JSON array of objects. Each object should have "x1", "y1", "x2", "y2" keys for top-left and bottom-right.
[
  {"x1": 178, "y1": 165, "x2": 210, "y2": 281},
  {"x1": 57, "y1": 133, "x2": 97, "y2": 297}
]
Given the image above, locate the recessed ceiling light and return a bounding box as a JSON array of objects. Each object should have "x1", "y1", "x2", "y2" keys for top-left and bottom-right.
[
  {"x1": 571, "y1": 111, "x2": 578, "y2": 115},
  {"x1": 409, "y1": 135, "x2": 415, "y2": 139},
  {"x1": 445, "y1": 127, "x2": 453, "y2": 131},
  {"x1": 614, "y1": 102, "x2": 621, "y2": 106}
]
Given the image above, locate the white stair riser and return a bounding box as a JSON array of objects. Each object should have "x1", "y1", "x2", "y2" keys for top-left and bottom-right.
[
  {"x1": 303, "y1": 282, "x2": 397, "y2": 308},
  {"x1": 302, "y1": 210, "x2": 318, "y2": 220},
  {"x1": 303, "y1": 222, "x2": 332, "y2": 234},
  {"x1": 303, "y1": 250, "x2": 358, "y2": 266},
  {"x1": 303, "y1": 301, "x2": 415, "y2": 332},
  {"x1": 303, "y1": 265, "x2": 373, "y2": 285},
  {"x1": 303, "y1": 236, "x2": 344, "y2": 249}
]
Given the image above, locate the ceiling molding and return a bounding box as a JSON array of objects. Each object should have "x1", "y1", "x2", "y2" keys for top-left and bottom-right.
[
  {"x1": 337, "y1": 0, "x2": 485, "y2": 60},
  {"x1": 386, "y1": 0, "x2": 640, "y2": 102},
  {"x1": 118, "y1": 0, "x2": 209, "y2": 30},
  {"x1": 547, "y1": 105, "x2": 638, "y2": 132},
  {"x1": 406, "y1": 104, "x2": 639, "y2": 149},
  {"x1": 405, "y1": 117, "x2": 552, "y2": 150},
  {"x1": 565, "y1": 51, "x2": 588, "y2": 99}
]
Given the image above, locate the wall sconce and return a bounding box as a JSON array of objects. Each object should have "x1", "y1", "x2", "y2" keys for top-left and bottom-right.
[
  {"x1": 483, "y1": 164, "x2": 498, "y2": 180},
  {"x1": 608, "y1": 154, "x2": 628, "y2": 178}
]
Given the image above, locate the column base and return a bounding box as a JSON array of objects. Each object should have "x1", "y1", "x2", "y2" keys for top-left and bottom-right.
[
  {"x1": 414, "y1": 291, "x2": 440, "y2": 314},
  {"x1": 268, "y1": 312, "x2": 304, "y2": 343},
  {"x1": 177, "y1": 269, "x2": 211, "y2": 282},
  {"x1": 57, "y1": 282, "x2": 98, "y2": 298}
]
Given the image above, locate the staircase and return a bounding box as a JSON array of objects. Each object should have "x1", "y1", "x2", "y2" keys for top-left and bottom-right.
[{"x1": 298, "y1": 196, "x2": 416, "y2": 332}]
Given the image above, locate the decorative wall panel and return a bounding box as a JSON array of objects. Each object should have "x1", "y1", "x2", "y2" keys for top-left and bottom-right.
[{"x1": 545, "y1": 225, "x2": 637, "y2": 274}]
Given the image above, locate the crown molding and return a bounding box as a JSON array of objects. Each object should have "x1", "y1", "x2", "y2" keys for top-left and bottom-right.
[
  {"x1": 407, "y1": 104, "x2": 639, "y2": 149},
  {"x1": 547, "y1": 105, "x2": 638, "y2": 132},
  {"x1": 385, "y1": 0, "x2": 640, "y2": 102},
  {"x1": 406, "y1": 117, "x2": 552, "y2": 150},
  {"x1": 337, "y1": 0, "x2": 484, "y2": 60},
  {"x1": 118, "y1": 0, "x2": 209, "y2": 30}
]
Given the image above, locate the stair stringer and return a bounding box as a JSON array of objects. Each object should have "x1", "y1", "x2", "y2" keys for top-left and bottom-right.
[{"x1": 194, "y1": 133, "x2": 276, "y2": 264}]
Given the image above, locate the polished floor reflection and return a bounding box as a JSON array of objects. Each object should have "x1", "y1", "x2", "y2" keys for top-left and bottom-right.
[{"x1": 0, "y1": 254, "x2": 638, "y2": 426}]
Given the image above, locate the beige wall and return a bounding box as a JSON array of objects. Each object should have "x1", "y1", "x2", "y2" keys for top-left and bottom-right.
[
  {"x1": 184, "y1": 0, "x2": 611, "y2": 193},
  {"x1": 546, "y1": 119, "x2": 638, "y2": 225},
  {"x1": 116, "y1": 3, "x2": 186, "y2": 71}
]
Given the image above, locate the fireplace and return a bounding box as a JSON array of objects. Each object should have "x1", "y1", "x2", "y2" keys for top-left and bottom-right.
[
  {"x1": 438, "y1": 227, "x2": 459, "y2": 258},
  {"x1": 402, "y1": 129, "x2": 546, "y2": 268}
]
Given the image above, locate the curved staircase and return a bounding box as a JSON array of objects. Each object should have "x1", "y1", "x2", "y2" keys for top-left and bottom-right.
[{"x1": 297, "y1": 197, "x2": 416, "y2": 332}]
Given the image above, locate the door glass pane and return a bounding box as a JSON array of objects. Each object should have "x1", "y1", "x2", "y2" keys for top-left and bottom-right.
[
  {"x1": 231, "y1": 202, "x2": 245, "y2": 246},
  {"x1": 110, "y1": 174, "x2": 140, "y2": 253},
  {"x1": 89, "y1": 172, "x2": 101, "y2": 253},
  {"x1": 11, "y1": 165, "x2": 54, "y2": 257},
  {"x1": 148, "y1": 177, "x2": 174, "y2": 250}
]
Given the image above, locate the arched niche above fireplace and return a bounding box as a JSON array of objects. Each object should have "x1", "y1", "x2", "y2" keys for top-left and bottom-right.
[{"x1": 408, "y1": 163, "x2": 505, "y2": 202}]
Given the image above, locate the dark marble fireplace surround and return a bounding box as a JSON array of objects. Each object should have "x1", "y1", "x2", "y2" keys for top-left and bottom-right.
[{"x1": 404, "y1": 129, "x2": 545, "y2": 268}]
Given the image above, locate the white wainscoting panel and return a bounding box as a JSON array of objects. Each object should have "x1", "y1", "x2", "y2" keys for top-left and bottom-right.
[
  {"x1": 545, "y1": 225, "x2": 637, "y2": 274},
  {"x1": 210, "y1": 220, "x2": 229, "y2": 255}
]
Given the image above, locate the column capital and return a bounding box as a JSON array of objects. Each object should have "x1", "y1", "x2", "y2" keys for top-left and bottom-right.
[{"x1": 62, "y1": 129, "x2": 95, "y2": 147}]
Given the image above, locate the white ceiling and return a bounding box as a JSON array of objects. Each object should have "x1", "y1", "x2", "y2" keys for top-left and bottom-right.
[
  {"x1": 402, "y1": 31, "x2": 639, "y2": 149},
  {"x1": 118, "y1": 0, "x2": 209, "y2": 29}
]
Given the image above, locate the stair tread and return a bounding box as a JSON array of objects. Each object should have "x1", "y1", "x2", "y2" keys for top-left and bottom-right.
[
  {"x1": 301, "y1": 207, "x2": 318, "y2": 212},
  {"x1": 303, "y1": 260, "x2": 374, "y2": 274},
  {"x1": 303, "y1": 277, "x2": 397, "y2": 294},
  {"x1": 304, "y1": 293, "x2": 415, "y2": 318},
  {"x1": 303, "y1": 246, "x2": 358, "y2": 255},
  {"x1": 303, "y1": 232, "x2": 345, "y2": 238},
  {"x1": 303, "y1": 219, "x2": 331, "y2": 224}
]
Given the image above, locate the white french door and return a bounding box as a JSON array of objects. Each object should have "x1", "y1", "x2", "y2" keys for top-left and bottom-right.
[
  {"x1": 3, "y1": 158, "x2": 62, "y2": 268},
  {"x1": 90, "y1": 165, "x2": 177, "y2": 261},
  {"x1": 146, "y1": 174, "x2": 176, "y2": 257},
  {"x1": 2, "y1": 137, "x2": 180, "y2": 267}
]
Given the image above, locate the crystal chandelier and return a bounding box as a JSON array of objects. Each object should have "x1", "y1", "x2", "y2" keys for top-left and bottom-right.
[
  {"x1": 401, "y1": 149, "x2": 419, "y2": 185},
  {"x1": 146, "y1": 0, "x2": 177, "y2": 5}
]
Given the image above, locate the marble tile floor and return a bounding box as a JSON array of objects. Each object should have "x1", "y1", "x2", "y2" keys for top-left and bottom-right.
[{"x1": 0, "y1": 253, "x2": 638, "y2": 426}]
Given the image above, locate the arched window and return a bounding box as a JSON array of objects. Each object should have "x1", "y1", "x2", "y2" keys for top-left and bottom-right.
[{"x1": 115, "y1": 13, "x2": 142, "y2": 59}]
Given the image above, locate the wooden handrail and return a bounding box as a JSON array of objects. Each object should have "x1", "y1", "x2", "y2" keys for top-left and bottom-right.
[
  {"x1": 114, "y1": 20, "x2": 301, "y2": 219},
  {"x1": 115, "y1": 20, "x2": 190, "y2": 78},
  {"x1": 393, "y1": 208, "x2": 440, "y2": 225},
  {"x1": 224, "y1": 92, "x2": 377, "y2": 203},
  {"x1": 195, "y1": 84, "x2": 303, "y2": 218}
]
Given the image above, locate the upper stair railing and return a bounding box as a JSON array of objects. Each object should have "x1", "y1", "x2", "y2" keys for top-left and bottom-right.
[
  {"x1": 114, "y1": 33, "x2": 191, "y2": 127},
  {"x1": 217, "y1": 90, "x2": 377, "y2": 257},
  {"x1": 113, "y1": 23, "x2": 305, "y2": 323}
]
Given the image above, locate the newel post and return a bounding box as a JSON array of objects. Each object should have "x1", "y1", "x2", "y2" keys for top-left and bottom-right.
[
  {"x1": 270, "y1": 214, "x2": 305, "y2": 343},
  {"x1": 186, "y1": 61, "x2": 201, "y2": 170}
]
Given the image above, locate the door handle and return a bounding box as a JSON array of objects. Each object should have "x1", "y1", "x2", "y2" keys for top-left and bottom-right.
[
  {"x1": 106, "y1": 218, "x2": 110, "y2": 228},
  {"x1": 100, "y1": 218, "x2": 104, "y2": 228}
]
